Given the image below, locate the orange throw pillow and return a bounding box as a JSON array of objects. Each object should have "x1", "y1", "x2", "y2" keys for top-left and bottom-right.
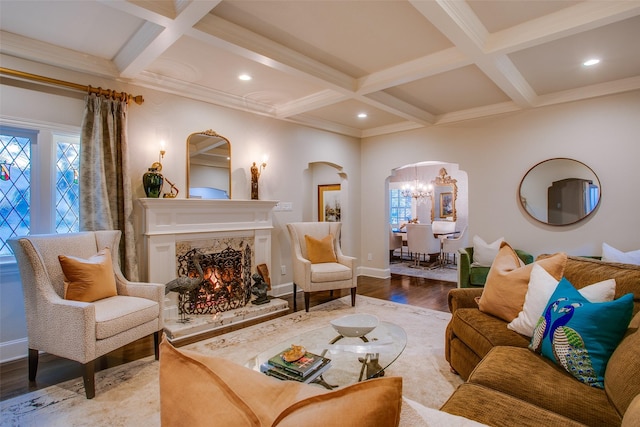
[
  {"x1": 59, "y1": 248, "x2": 118, "y2": 302},
  {"x1": 305, "y1": 234, "x2": 337, "y2": 264},
  {"x1": 478, "y1": 242, "x2": 567, "y2": 322},
  {"x1": 159, "y1": 338, "x2": 403, "y2": 427}
]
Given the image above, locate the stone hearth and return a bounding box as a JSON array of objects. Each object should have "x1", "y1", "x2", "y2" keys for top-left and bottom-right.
[{"x1": 163, "y1": 298, "x2": 289, "y2": 342}]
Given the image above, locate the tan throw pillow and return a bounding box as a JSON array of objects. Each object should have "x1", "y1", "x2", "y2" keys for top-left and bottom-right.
[
  {"x1": 478, "y1": 242, "x2": 567, "y2": 322},
  {"x1": 159, "y1": 338, "x2": 403, "y2": 427},
  {"x1": 305, "y1": 234, "x2": 337, "y2": 264},
  {"x1": 59, "y1": 248, "x2": 118, "y2": 302}
]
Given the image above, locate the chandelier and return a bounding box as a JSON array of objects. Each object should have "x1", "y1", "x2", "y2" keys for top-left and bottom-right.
[{"x1": 401, "y1": 177, "x2": 433, "y2": 205}]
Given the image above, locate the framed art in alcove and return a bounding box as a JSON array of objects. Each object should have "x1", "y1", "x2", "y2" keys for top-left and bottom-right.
[
  {"x1": 440, "y1": 192, "x2": 453, "y2": 218},
  {"x1": 318, "y1": 184, "x2": 341, "y2": 222}
]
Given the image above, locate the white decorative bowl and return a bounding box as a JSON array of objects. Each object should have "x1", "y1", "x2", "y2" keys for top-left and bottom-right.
[{"x1": 330, "y1": 314, "x2": 379, "y2": 338}]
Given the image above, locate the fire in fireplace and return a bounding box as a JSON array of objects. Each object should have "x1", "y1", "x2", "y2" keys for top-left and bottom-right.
[{"x1": 175, "y1": 237, "x2": 254, "y2": 314}]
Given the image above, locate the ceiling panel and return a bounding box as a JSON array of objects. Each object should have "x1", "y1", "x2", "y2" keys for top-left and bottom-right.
[
  {"x1": 509, "y1": 15, "x2": 640, "y2": 95},
  {"x1": 300, "y1": 99, "x2": 408, "y2": 130},
  {"x1": 0, "y1": 1, "x2": 143, "y2": 60},
  {"x1": 147, "y1": 36, "x2": 326, "y2": 105},
  {"x1": 212, "y1": 1, "x2": 453, "y2": 77},
  {"x1": 384, "y1": 65, "x2": 510, "y2": 115},
  {"x1": 468, "y1": 0, "x2": 582, "y2": 33}
]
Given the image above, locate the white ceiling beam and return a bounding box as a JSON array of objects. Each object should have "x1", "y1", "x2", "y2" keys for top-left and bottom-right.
[
  {"x1": 357, "y1": 47, "x2": 471, "y2": 95},
  {"x1": 487, "y1": 1, "x2": 640, "y2": 55},
  {"x1": 114, "y1": 1, "x2": 220, "y2": 78},
  {"x1": 361, "y1": 92, "x2": 435, "y2": 125},
  {"x1": 535, "y1": 76, "x2": 640, "y2": 108},
  {"x1": 191, "y1": 14, "x2": 356, "y2": 93},
  {"x1": 0, "y1": 31, "x2": 120, "y2": 78},
  {"x1": 276, "y1": 90, "x2": 350, "y2": 119}
]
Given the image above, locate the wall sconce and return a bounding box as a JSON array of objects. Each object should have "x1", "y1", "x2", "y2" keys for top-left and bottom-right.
[
  {"x1": 250, "y1": 155, "x2": 268, "y2": 200},
  {"x1": 159, "y1": 140, "x2": 166, "y2": 165}
]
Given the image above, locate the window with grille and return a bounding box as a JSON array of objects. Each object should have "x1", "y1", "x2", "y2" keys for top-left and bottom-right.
[
  {"x1": 390, "y1": 188, "x2": 412, "y2": 227},
  {"x1": 0, "y1": 125, "x2": 80, "y2": 257}
]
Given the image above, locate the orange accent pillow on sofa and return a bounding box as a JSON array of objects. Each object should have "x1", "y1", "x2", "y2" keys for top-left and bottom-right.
[{"x1": 478, "y1": 242, "x2": 567, "y2": 322}]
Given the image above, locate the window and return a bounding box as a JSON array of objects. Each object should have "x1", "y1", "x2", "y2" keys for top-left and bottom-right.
[
  {"x1": 390, "y1": 188, "x2": 412, "y2": 227},
  {"x1": 0, "y1": 124, "x2": 80, "y2": 257}
]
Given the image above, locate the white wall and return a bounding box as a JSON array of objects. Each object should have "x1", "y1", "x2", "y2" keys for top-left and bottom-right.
[{"x1": 360, "y1": 90, "x2": 640, "y2": 276}]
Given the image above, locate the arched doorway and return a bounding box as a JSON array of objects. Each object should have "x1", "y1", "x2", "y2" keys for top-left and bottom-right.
[{"x1": 387, "y1": 161, "x2": 468, "y2": 281}]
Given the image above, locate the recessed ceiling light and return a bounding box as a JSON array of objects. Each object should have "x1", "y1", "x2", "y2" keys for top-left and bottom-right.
[
  {"x1": 238, "y1": 74, "x2": 252, "y2": 81},
  {"x1": 357, "y1": 113, "x2": 368, "y2": 118},
  {"x1": 583, "y1": 59, "x2": 600, "y2": 67}
]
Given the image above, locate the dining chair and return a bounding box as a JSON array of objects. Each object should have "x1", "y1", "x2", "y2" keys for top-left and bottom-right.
[
  {"x1": 442, "y1": 225, "x2": 468, "y2": 266},
  {"x1": 389, "y1": 225, "x2": 403, "y2": 262},
  {"x1": 406, "y1": 224, "x2": 440, "y2": 268}
]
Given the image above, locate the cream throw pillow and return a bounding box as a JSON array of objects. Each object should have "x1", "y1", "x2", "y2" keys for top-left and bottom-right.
[
  {"x1": 508, "y1": 264, "x2": 616, "y2": 337},
  {"x1": 59, "y1": 248, "x2": 117, "y2": 302},
  {"x1": 478, "y1": 242, "x2": 567, "y2": 322},
  {"x1": 305, "y1": 234, "x2": 337, "y2": 264},
  {"x1": 471, "y1": 235, "x2": 504, "y2": 267},
  {"x1": 602, "y1": 242, "x2": 640, "y2": 265}
]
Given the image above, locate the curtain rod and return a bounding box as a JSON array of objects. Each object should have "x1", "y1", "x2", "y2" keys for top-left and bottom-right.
[{"x1": 0, "y1": 67, "x2": 144, "y2": 105}]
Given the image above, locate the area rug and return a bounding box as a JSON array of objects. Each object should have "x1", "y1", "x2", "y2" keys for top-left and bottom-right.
[
  {"x1": 390, "y1": 260, "x2": 458, "y2": 283},
  {"x1": 0, "y1": 296, "x2": 470, "y2": 426}
]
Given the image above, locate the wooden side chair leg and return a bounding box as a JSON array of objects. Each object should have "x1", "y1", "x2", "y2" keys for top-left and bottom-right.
[
  {"x1": 292, "y1": 283, "x2": 298, "y2": 312},
  {"x1": 154, "y1": 331, "x2": 160, "y2": 360},
  {"x1": 83, "y1": 360, "x2": 95, "y2": 399},
  {"x1": 28, "y1": 348, "x2": 38, "y2": 382},
  {"x1": 304, "y1": 292, "x2": 310, "y2": 312},
  {"x1": 351, "y1": 287, "x2": 357, "y2": 306}
]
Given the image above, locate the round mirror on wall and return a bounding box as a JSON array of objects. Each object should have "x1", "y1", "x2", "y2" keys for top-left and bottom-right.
[
  {"x1": 519, "y1": 158, "x2": 600, "y2": 226},
  {"x1": 186, "y1": 130, "x2": 231, "y2": 199}
]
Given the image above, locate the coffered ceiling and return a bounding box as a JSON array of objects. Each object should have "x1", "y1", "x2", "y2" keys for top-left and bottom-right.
[{"x1": 1, "y1": 1, "x2": 639, "y2": 137}]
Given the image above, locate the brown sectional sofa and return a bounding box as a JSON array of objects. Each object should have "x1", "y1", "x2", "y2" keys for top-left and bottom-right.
[{"x1": 440, "y1": 256, "x2": 640, "y2": 426}]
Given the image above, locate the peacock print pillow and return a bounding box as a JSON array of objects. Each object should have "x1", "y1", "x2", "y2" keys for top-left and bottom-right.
[{"x1": 529, "y1": 277, "x2": 633, "y2": 388}]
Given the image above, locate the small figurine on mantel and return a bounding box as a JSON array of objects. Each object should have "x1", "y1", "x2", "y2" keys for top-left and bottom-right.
[{"x1": 251, "y1": 263, "x2": 272, "y2": 305}]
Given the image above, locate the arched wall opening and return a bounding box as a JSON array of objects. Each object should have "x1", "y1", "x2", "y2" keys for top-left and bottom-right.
[{"x1": 386, "y1": 161, "x2": 469, "y2": 267}]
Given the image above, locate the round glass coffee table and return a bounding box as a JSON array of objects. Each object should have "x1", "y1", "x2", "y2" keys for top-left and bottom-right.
[{"x1": 246, "y1": 321, "x2": 407, "y2": 389}]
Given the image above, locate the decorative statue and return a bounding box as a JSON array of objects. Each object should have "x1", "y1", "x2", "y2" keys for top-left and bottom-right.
[
  {"x1": 251, "y1": 162, "x2": 260, "y2": 200},
  {"x1": 251, "y1": 271, "x2": 270, "y2": 305},
  {"x1": 164, "y1": 253, "x2": 204, "y2": 322}
]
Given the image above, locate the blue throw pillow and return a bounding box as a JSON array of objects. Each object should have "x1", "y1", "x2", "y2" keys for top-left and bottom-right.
[{"x1": 529, "y1": 277, "x2": 633, "y2": 388}]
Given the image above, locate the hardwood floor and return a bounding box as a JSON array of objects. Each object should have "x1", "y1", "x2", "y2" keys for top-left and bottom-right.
[{"x1": 0, "y1": 274, "x2": 455, "y2": 402}]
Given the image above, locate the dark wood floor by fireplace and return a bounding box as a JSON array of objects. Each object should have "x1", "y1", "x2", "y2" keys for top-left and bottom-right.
[{"x1": 0, "y1": 273, "x2": 455, "y2": 401}]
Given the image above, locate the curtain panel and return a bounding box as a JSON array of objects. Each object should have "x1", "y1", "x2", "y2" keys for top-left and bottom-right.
[{"x1": 79, "y1": 94, "x2": 138, "y2": 281}]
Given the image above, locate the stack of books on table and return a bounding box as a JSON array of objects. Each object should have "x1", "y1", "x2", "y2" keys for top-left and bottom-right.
[{"x1": 261, "y1": 348, "x2": 331, "y2": 384}]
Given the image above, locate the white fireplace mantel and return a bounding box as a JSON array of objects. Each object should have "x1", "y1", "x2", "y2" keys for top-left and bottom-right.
[{"x1": 138, "y1": 198, "x2": 278, "y2": 285}]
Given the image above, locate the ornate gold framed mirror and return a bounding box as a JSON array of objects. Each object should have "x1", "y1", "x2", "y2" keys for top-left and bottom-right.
[
  {"x1": 430, "y1": 168, "x2": 457, "y2": 222},
  {"x1": 519, "y1": 158, "x2": 600, "y2": 226},
  {"x1": 186, "y1": 130, "x2": 231, "y2": 199}
]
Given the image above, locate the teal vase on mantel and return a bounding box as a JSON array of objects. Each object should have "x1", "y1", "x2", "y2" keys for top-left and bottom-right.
[{"x1": 143, "y1": 167, "x2": 164, "y2": 198}]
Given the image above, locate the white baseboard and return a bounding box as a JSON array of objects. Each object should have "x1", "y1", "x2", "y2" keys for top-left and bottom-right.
[
  {"x1": 357, "y1": 267, "x2": 390, "y2": 279},
  {"x1": 0, "y1": 337, "x2": 28, "y2": 363}
]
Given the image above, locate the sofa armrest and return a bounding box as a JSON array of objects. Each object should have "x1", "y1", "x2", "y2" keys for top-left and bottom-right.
[
  {"x1": 515, "y1": 249, "x2": 534, "y2": 265},
  {"x1": 448, "y1": 288, "x2": 483, "y2": 313},
  {"x1": 458, "y1": 247, "x2": 473, "y2": 288}
]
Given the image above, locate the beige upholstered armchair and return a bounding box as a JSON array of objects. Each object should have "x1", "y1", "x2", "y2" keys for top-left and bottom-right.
[
  {"x1": 9, "y1": 231, "x2": 164, "y2": 399},
  {"x1": 286, "y1": 222, "x2": 357, "y2": 312}
]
